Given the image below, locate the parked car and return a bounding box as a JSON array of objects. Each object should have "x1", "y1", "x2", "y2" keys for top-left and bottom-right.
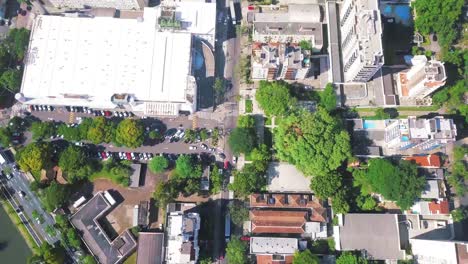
[
  {"x1": 18, "y1": 191, "x2": 25, "y2": 198},
  {"x1": 189, "y1": 146, "x2": 197, "y2": 150},
  {"x1": 201, "y1": 144, "x2": 208, "y2": 150},
  {"x1": 126, "y1": 153, "x2": 132, "y2": 160},
  {"x1": 224, "y1": 160, "x2": 230, "y2": 170}
]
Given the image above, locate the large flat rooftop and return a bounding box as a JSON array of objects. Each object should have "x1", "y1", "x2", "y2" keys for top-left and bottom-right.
[{"x1": 21, "y1": 8, "x2": 193, "y2": 110}]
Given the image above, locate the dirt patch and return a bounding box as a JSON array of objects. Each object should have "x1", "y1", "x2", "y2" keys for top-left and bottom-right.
[{"x1": 90, "y1": 169, "x2": 167, "y2": 232}]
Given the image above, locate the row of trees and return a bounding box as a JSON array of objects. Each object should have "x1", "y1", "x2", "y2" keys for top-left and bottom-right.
[
  {"x1": 0, "y1": 29, "x2": 30, "y2": 94},
  {"x1": 447, "y1": 146, "x2": 468, "y2": 197},
  {"x1": 31, "y1": 117, "x2": 145, "y2": 148}
]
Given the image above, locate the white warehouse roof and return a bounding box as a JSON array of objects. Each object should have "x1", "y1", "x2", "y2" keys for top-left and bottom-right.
[{"x1": 20, "y1": 8, "x2": 195, "y2": 114}]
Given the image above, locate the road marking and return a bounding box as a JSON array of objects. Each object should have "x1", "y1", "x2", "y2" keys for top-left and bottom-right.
[
  {"x1": 192, "y1": 115, "x2": 198, "y2": 129},
  {"x1": 69, "y1": 112, "x2": 75, "y2": 123}
]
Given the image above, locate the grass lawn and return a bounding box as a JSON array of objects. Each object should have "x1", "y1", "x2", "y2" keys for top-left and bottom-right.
[
  {"x1": 396, "y1": 105, "x2": 439, "y2": 111},
  {"x1": 264, "y1": 116, "x2": 272, "y2": 126},
  {"x1": 89, "y1": 169, "x2": 129, "y2": 187},
  {"x1": 123, "y1": 252, "x2": 137, "y2": 264},
  {"x1": 245, "y1": 99, "x2": 253, "y2": 113}
]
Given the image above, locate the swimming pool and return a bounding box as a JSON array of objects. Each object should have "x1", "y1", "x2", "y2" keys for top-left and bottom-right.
[
  {"x1": 401, "y1": 135, "x2": 409, "y2": 142},
  {"x1": 382, "y1": 4, "x2": 412, "y2": 25},
  {"x1": 363, "y1": 120, "x2": 377, "y2": 129}
]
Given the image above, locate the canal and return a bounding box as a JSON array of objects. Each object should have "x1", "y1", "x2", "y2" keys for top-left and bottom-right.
[{"x1": 0, "y1": 204, "x2": 32, "y2": 263}]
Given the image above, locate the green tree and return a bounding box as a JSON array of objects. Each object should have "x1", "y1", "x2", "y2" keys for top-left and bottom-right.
[
  {"x1": 6, "y1": 28, "x2": 31, "y2": 61},
  {"x1": 447, "y1": 146, "x2": 468, "y2": 196},
  {"x1": 229, "y1": 163, "x2": 266, "y2": 197},
  {"x1": 29, "y1": 243, "x2": 66, "y2": 264},
  {"x1": 332, "y1": 188, "x2": 350, "y2": 214},
  {"x1": 293, "y1": 249, "x2": 319, "y2": 264},
  {"x1": 310, "y1": 172, "x2": 343, "y2": 199},
  {"x1": 228, "y1": 201, "x2": 249, "y2": 226},
  {"x1": 153, "y1": 181, "x2": 178, "y2": 207},
  {"x1": 299, "y1": 40, "x2": 312, "y2": 51},
  {"x1": 356, "y1": 194, "x2": 378, "y2": 211},
  {"x1": 199, "y1": 129, "x2": 209, "y2": 141},
  {"x1": 114, "y1": 119, "x2": 144, "y2": 148},
  {"x1": 225, "y1": 237, "x2": 247, "y2": 264},
  {"x1": 357, "y1": 159, "x2": 425, "y2": 210},
  {"x1": 149, "y1": 156, "x2": 169, "y2": 174},
  {"x1": 57, "y1": 124, "x2": 82, "y2": 142},
  {"x1": 42, "y1": 182, "x2": 69, "y2": 212},
  {"x1": 336, "y1": 251, "x2": 368, "y2": 264},
  {"x1": 0, "y1": 127, "x2": 12, "y2": 146},
  {"x1": 374, "y1": 108, "x2": 391, "y2": 119},
  {"x1": 80, "y1": 255, "x2": 97, "y2": 264},
  {"x1": 31, "y1": 121, "x2": 56, "y2": 140},
  {"x1": 175, "y1": 154, "x2": 201, "y2": 178},
  {"x1": 184, "y1": 129, "x2": 196, "y2": 143},
  {"x1": 237, "y1": 115, "x2": 255, "y2": 128},
  {"x1": 255, "y1": 81, "x2": 296, "y2": 116},
  {"x1": 59, "y1": 146, "x2": 94, "y2": 182},
  {"x1": 249, "y1": 144, "x2": 271, "y2": 172},
  {"x1": 413, "y1": 0, "x2": 464, "y2": 48},
  {"x1": 199, "y1": 258, "x2": 212, "y2": 264},
  {"x1": 274, "y1": 108, "x2": 351, "y2": 176},
  {"x1": 228, "y1": 127, "x2": 256, "y2": 155},
  {"x1": 214, "y1": 77, "x2": 226, "y2": 101},
  {"x1": 54, "y1": 215, "x2": 69, "y2": 229},
  {"x1": 319, "y1": 83, "x2": 336, "y2": 111},
  {"x1": 451, "y1": 207, "x2": 468, "y2": 222},
  {"x1": 210, "y1": 166, "x2": 223, "y2": 194},
  {"x1": 66, "y1": 228, "x2": 82, "y2": 249},
  {"x1": 16, "y1": 142, "x2": 52, "y2": 173},
  {"x1": 148, "y1": 130, "x2": 161, "y2": 140},
  {"x1": 87, "y1": 117, "x2": 114, "y2": 144},
  {"x1": 0, "y1": 68, "x2": 22, "y2": 92}
]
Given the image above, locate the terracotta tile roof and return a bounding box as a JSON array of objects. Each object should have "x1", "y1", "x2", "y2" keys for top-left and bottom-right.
[
  {"x1": 250, "y1": 210, "x2": 306, "y2": 234},
  {"x1": 250, "y1": 193, "x2": 323, "y2": 209},
  {"x1": 310, "y1": 207, "x2": 327, "y2": 222},
  {"x1": 428, "y1": 199, "x2": 449, "y2": 214},
  {"x1": 404, "y1": 154, "x2": 441, "y2": 168},
  {"x1": 256, "y1": 255, "x2": 294, "y2": 264}
]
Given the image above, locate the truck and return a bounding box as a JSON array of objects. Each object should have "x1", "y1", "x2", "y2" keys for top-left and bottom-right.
[{"x1": 225, "y1": 212, "x2": 231, "y2": 242}]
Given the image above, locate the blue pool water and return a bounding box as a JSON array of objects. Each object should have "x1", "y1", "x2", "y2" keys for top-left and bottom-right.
[
  {"x1": 382, "y1": 4, "x2": 412, "y2": 25},
  {"x1": 401, "y1": 135, "x2": 409, "y2": 141},
  {"x1": 363, "y1": 120, "x2": 377, "y2": 129}
]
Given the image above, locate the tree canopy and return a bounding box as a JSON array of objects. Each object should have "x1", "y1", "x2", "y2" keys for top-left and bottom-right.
[
  {"x1": 42, "y1": 182, "x2": 69, "y2": 212},
  {"x1": 28, "y1": 243, "x2": 66, "y2": 264},
  {"x1": 255, "y1": 81, "x2": 296, "y2": 116},
  {"x1": 274, "y1": 108, "x2": 351, "y2": 176},
  {"x1": 225, "y1": 237, "x2": 247, "y2": 264},
  {"x1": 228, "y1": 127, "x2": 257, "y2": 155},
  {"x1": 293, "y1": 250, "x2": 319, "y2": 264},
  {"x1": 148, "y1": 156, "x2": 169, "y2": 174},
  {"x1": 0, "y1": 68, "x2": 22, "y2": 92},
  {"x1": 319, "y1": 83, "x2": 336, "y2": 111},
  {"x1": 332, "y1": 188, "x2": 351, "y2": 214},
  {"x1": 87, "y1": 117, "x2": 114, "y2": 144},
  {"x1": 310, "y1": 172, "x2": 343, "y2": 199},
  {"x1": 175, "y1": 155, "x2": 201, "y2": 178},
  {"x1": 114, "y1": 119, "x2": 144, "y2": 148},
  {"x1": 6, "y1": 28, "x2": 31, "y2": 61},
  {"x1": 228, "y1": 201, "x2": 249, "y2": 226},
  {"x1": 413, "y1": 0, "x2": 464, "y2": 48},
  {"x1": 16, "y1": 142, "x2": 52, "y2": 173},
  {"x1": 229, "y1": 162, "x2": 266, "y2": 197},
  {"x1": 58, "y1": 145, "x2": 95, "y2": 182},
  {"x1": 153, "y1": 181, "x2": 178, "y2": 207},
  {"x1": 336, "y1": 252, "x2": 368, "y2": 264},
  {"x1": 355, "y1": 159, "x2": 425, "y2": 210},
  {"x1": 31, "y1": 121, "x2": 56, "y2": 140}
]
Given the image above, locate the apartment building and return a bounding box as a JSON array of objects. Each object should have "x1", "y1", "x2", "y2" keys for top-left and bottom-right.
[
  {"x1": 397, "y1": 55, "x2": 447, "y2": 99},
  {"x1": 339, "y1": 0, "x2": 384, "y2": 82},
  {"x1": 350, "y1": 116, "x2": 457, "y2": 156},
  {"x1": 251, "y1": 42, "x2": 311, "y2": 80},
  {"x1": 165, "y1": 204, "x2": 200, "y2": 264},
  {"x1": 46, "y1": 0, "x2": 148, "y2": 10}
]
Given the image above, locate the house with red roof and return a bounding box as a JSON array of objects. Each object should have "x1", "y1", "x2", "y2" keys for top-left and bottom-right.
[{"x1": 404, "y1": 154, "x2": 442, "y2": 168}]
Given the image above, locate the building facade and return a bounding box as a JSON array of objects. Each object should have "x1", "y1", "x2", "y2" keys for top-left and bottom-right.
[
  {"x1": 46, "y1": 0, "x2": 148, "y2": 10},
  {"x1": 397, "y1": 56, "x2": 447, "y2": 99},
  {"x1": 339, "y1": 0, "x2": 384, "y2": 82}
]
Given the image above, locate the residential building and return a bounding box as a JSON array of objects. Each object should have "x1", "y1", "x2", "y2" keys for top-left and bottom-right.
[
  {"x1": 250, "y1": 237, "x2": 298, "y2": 264},
  {"x1": 70, "y1": 191, "x2": 137, "y2": 264},
  {"x1": 18, "y1": 3, "x2": 216, "y2": 116},
  {"x1": 410, "y1": 239, "x2": 468, "y2": 264},
  {"x1": 251, "y1": 42, "x2": 312, "y2": 80},
  {"x1": 266, "y1": 162, "x2": 312, "y2": 193},
  {"x1": 137, "y1": 232, "x2": 164, "y2": 264},
  {"x1": 339, "y1": 0, "x2": 384, "y2": 82},
  {"x1": 165, "y1": 204, "x2": 200, "y2": 264},
  {"x1": 396, "y1": 56, "x2": 447, "y2": 99},
  {"x1": 46, "y1": 0, "x2": 148, "y2": 10},
  {"x1": 411, "y1": 199, "x2": 450, "y2": 215},
  {"x1": 252, "y1": 5, "x2": 324, "y2": 51},
  {"x1": 335, "y1": 214, "x2": 406, "y2": 260},
  {"x1": 249, "y1": 193, "x2": 328, "y2": 238},
  {"x1": 404, "y1": 154, "x2": 442, "y2": 168},
  {"x1": 349, "y1": 116, "x2": 457, "y2": 156},
  {"x1": 421, "y1": 179, "x2": 446, "y2": 200}
]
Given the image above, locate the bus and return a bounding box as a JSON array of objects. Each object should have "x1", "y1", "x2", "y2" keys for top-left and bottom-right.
[{"x1": 225, "y1": 212, "x2": 231, "y2": 242}]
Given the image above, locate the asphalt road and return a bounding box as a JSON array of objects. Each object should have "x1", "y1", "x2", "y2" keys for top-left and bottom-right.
[{"x1": 1, "y1": 162, "x2": 60, "y2": 245}]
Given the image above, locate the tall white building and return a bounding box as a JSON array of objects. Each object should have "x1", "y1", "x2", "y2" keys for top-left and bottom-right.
[
  {"x1": 339, "y1": 0, "x2": 384, "y2": 82},
  {"x1": 47, "y1": 0, "x2": 148, "y2": 10}
]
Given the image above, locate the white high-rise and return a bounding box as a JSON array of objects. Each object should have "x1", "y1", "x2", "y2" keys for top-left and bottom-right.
[{"x1": 339, "y1": 0, "x2": 384, "y2": 82}]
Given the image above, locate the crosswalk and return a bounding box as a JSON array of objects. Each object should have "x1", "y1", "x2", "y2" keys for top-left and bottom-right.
[
  {"x1": 192, "y1": 114, "x2": 198, "y2": 129},
  {"x1": 68, "y1": 112, "x2": 75, "y2": 123}
]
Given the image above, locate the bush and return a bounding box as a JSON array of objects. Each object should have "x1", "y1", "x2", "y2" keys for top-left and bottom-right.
[{"x1": 245, "y1": 99, "x2": 253, "y2": 113}]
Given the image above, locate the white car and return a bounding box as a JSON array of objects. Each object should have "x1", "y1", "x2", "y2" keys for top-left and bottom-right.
[
  {"x1": 189, "y1": 146, "x2": 197, "y2": 150},
  {"x1": 18, "y1": 191, "x2": 25, "y2": 198}
]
